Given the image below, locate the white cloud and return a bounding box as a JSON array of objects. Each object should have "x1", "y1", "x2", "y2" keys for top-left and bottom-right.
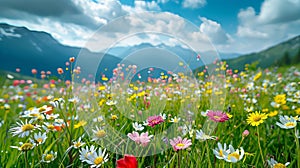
[
  {"x1": 258, "y1": 0, "x2": 300, "y2": 24},
  {"x1": 134, "y1": 0, "x2": 161, "y2": 11},
  {"x1": 215, "y1": 0, "x2": 300, "y2": 53},
  {"x1": 182, "y1": 0, "x2": 206, "y2": 9},
  {"x1": 157, "y1": 0, "x2": 169, "y2": 4},
  {"x1": 199, "y1": 17, "x2": 231, "y2": 44}
]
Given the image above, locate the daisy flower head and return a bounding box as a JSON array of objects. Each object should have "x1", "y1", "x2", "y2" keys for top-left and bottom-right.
[
  {"x1": 49, "y1": 98, "x2": 64, "y2": 108},
  {"x1": 224, "y1": 145, "x2": 244, "y2": 163},
  {"x1": 276, "y1": 115, "x2": 297, "y2": 129},
  {"x1": 132, "y1": 122, "x2": 144, "y2": 131},
  {"x1": 79, "y1": 145, "x2": 97, "y2": 163},
  {"x1": 170, "y1": 136, "x2": 192, "y2": 151},
  {"x1": 206, "y1": 110, "x2": 229, "y2": 122},
  {"x1": 91, "y1": 126, "x2": 106, "y2": 141},
  {"x1": 147, "y1": 115, "x2": 164, "y2": 127},
  {"x1": 68, "y1": 97, "x2": 80, "y2": 103},
  {"x1": 30, "y1": 132, "x2": 47, "y2": 146},
  {"x1": 42, "y1": 151, "x2": 57, "y2": 163},
  {"x1": 73, "y1": 136, "x2": 86, "y2": 149},
  {"x1": 11, "y1": 142, "x2": 35, "y2": 152},
  {"x1": 213, "y1": 142, "x2": 229, "y2": 160},
  {"x1": 10, "y1": 120, "x2": 39, "y2": 137},
  {"x1": 196, "y1": 129, "x2": 217, "y2": 141},
  {"x1": 106, "y1": 100, "x2": 117, "y2": 106},
  {"x1": 246, "y1": 111, "x2": 268, "y2": 126},
  {"x1": 169, "y1": 116, "x2": 181, "y2": 123},
  {"x1": 267, "y1": 158, "x2": 290, "y2": 168},
  {"x1": 86, "y1": 148, "x2": 109, "y2": 168}
]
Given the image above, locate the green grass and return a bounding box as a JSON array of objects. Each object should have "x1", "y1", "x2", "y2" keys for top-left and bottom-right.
[{"x1": 0, "y1": 62, "x2": 299, "y2": 168}]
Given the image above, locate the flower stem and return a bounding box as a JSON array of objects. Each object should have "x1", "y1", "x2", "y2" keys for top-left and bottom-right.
[
  {"x1": 24, "y1": 151, "x2": 29, "y2": 168},
  {"x1": 256, "y1": 126, "x2": 264, "y2": 165},
  {"x1": 238, "y1": 137, "x2": 244, "y2": 148},
  {"x1": 205, "y1": 141, "x2": 212, "y2": 167},
  {"x1": 177, "y1": 151, "x2": 181, "y2": 168},
  {"x1": 295, "y1": 127, "x2": 300, "y2": 168}
]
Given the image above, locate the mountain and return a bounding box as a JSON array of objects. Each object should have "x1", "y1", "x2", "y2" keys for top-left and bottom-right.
[
  {"x1": 0, "y1": 23, "x2": 121, "y2": 80},
  {"x1": 107, "y1": 43, "x2": 241, "y2": 69},
  {"x1": 226, "y1": 35, "x2": 300, "y2": 70}
]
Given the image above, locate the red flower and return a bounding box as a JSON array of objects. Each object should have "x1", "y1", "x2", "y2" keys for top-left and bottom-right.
[{"x1": 117, "y1": 155, "x2": 138, "y2": 168}]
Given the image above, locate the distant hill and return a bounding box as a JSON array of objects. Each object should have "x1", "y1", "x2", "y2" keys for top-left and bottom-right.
[
  {"x1": 0, "y1": 23, "x2": 121, "y2": 80},
  {"x1": 107, "y1": 43, "x2": 240, "y2": 69},
  {"x1": 226, "y1": 35, "x2": 300, "y2": 70}
]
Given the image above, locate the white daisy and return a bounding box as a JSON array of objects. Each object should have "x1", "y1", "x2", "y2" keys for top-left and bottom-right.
[
  {"x1": 86, "y1": 148, "x2": 109, "y2": 168},
  {"x1": 196, "y1": 129, "x2": 216, "y2": 141},
  {"x1": 41, "y1": 151, "x2": 57, "y2": 163},
  {"x1": 132, "y1": 122, "x2": 144, "y2": 131},
  {"x1": 213, "y1": 142, "x2": 229, "y2": 160},
  {"x1": 10, "y1": 120, "x2": 39, "y2": 137},
  {"x1": 30, "y1": 132, "x2": 47, "y2": 146},
  {"x1": 276, "y1": 115, "x2": 297, "y2": 129},
  {"x1": 223, "y1": 145, "x2": 244, "y2": 163}
]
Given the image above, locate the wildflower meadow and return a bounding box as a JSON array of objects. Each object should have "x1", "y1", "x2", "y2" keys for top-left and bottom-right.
[{"x1": 0, "y1": 56, "x2": 299, "y2": 168}]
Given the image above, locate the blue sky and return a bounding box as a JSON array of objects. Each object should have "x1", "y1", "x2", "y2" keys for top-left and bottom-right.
[{"x1": 0, "y1": 0, "x2": 300, "y2": 54}]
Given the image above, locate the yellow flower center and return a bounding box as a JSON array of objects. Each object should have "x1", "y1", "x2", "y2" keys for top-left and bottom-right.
[
  {"x1": 20, "y1": 143, "x2": 33, "y2": 151},
  {"x1": 176, "y1": 143, "x2": 185, "y2": 148},
  {"x1": 30, "y1": 113, "x2": 39, "y2": 117},
  {"x1": 96, "y1": 130, "x2": 106, "y2": 138},
  {"x1": 274, "y1": 163, "x2": 286, "y2": 168},
  {"x1": 74, "y1": 142, "x2": 81, "y2": 148},
  {"x1": 285, "y1": 122, "x2": 296, "y2": 127},
  {"x1": 214, "y1": 116, "x2": 221, "y2": 120},
  {"x1": 47, "y1": 124, "x2": 55, "y2": 130},
  {"x1": 39, "y1": 107, "x2": 46, "y2": 112},
  {"x1": 21, "y1": 124, "x2": 34, "y2": 131},
  {"x1": 228, "y1": 152, "x2": 239, "y2": 160},
  {"x1": 252, "y1": 116, "x2": 262, "y2": 122},
  {"x1": 94, "y1": 156, "x2": 103, "y2": 165},
  {"x1": 36, "y1": 138, "x2": 43, "y2": 143},
  {"x1": 45, "y1": 154, "x2": 53, "y2": 161},
  {"x1": 219, "y1": 150, "x2": 223, "y2": 157}
]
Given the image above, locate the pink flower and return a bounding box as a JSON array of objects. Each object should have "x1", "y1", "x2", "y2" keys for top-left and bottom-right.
[
  {"x1": 170, "y1": 136, "x2": 192, "y2": 151},
  {"x1": 242, "y1": 130, "x2": 249, "y2": 137},
  {"x1": 206, "y1": 110, "x2": 229, "y2": 122},
  {"x1": 127, "y1": 131, "x2": 153, "y2": 147},
  {"x1": 31, "y1": 69, "x2": 37, "y2": 75},
  {"x1": 147, "y1": 115, "x2": 164, "y2": 127}
]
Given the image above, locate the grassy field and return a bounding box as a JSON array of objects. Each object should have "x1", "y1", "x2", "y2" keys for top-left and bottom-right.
[{"x1": 0, "y1": 59, "x2": 299, "y2": 168}]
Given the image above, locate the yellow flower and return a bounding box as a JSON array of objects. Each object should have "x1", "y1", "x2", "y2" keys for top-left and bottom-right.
[
  {"x1": 111, "y1": 114, "x2": 118, "y2": 120},
  {"x1": 226, "y1": 113, "x2": 233, "y2": 118},
  {"x1": 253, "y1": 71, "x2": 262, "y2": 81},
  {"x1": 268, "y1": 110, "x2": 278, "y2": 117},
  {"x1": 295, "y1": 108, "x2": 300, "y2": 115},
  {"x1": 98, "y1": 86, "x2": 106, "y2": 91},
  {"x1": 282, "y1": 105, "x2": 289, "y2": 110},
  {"x1": 274, "y1": 94, "x2": 286, "y2": 105},
  {"x1": 74, "y1": 120, "x2": 87, "y2": 129},
  {"x1": 246, "y1": 111, "x2": 268, "y2": 126}
]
